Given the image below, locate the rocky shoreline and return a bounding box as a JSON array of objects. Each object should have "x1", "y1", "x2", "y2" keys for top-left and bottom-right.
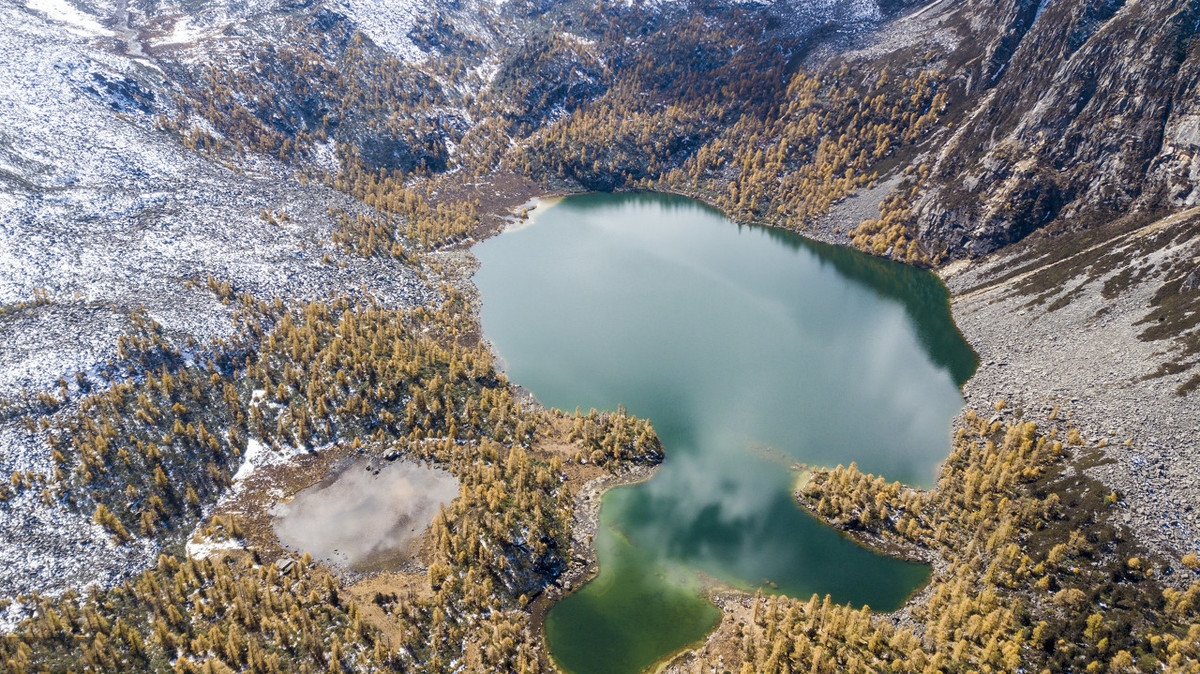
[
  {"x1": 554, "y1": 464, "x2": 658, "y2": 597},
  {"x1": 802, "y1": 183, "x2": 1200, "y2": 570},
  {"x1": 469, "y1": 186, "x2": 1199, "y2": 628},
  {"x1": 524, "y1": 463, "x2": 659, "y2": 664}
]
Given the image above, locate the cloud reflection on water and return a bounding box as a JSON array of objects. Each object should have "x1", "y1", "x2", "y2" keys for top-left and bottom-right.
[
  {"x1": 272, "y1": 460, "x2": 458, "y2": 572},
  {"x1": 475, "y1": 192, "x2": 974, "y2": 671}
]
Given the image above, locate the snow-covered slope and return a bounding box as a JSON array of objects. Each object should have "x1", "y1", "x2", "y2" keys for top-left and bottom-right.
[
  {"x1": 0, "y1": 0, "x2": 433, "y2": 615},
  {"x1": 0, "y1": 0, "x2": 917, "y2": 619},
  {"x1": 335, "y1": 0, "x2": 427, "y2": 60},
  {"x1": 0, "y1": 0, "x2": 433, "y2": 388}
]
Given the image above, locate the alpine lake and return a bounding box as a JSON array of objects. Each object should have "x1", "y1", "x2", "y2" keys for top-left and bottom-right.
[{"x1": 470, "y1": 192, "x2": 977, "y2": 674}]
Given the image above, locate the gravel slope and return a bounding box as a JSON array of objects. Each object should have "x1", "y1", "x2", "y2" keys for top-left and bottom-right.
[{"x1": 943, "y1": 232, "x2": 1200, "y2": 570}]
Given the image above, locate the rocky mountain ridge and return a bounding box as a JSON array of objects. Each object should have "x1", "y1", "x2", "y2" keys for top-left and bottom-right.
[{"x1": 906, "y1": 0, "x2": 1200, "y2": 257}]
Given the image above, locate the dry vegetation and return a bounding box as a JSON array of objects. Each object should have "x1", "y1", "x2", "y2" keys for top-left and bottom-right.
[
  {"x1": 1, "y1": 280, "x2": 663, "y2": 672},
  {"x1": 6, "y1": 3, "x2": 1200, "y2": 672},
  {"x1": 672, "y1": 410, "x2": 1200, "y2": 673},
  {"x1": 657, "y1": 65, "x2": 947, "y2": 266},
  {"x1": 158, "y1": 3, "x2": 959, "y2": 256}
]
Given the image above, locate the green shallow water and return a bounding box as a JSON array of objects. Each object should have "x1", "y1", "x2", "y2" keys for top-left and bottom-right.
[{"x1": 471, "y1": 192, "x2": 977, "y2": 674}]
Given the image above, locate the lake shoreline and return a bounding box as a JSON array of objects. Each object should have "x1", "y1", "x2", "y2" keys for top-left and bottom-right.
[
  {"x1": 654, "y1": 179, "x2": 1200, "y2": 572},
  {"x1": 459, "y1": 182, "x2": 1197, "y2": 674},
  {"x1": 942, "y1": 245, "x2": 1200, "y2": 574},
  {"x1": 527, "y1": 464, "x2": 660, "y2": 645},
  {"x1": 472, "y1": 191, "x2": 964, "y2": 673}
]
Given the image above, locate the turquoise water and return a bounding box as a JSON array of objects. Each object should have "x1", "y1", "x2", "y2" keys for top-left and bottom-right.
[{"x1": 471, "y1": 192, "x2": 977, "y2": 674}]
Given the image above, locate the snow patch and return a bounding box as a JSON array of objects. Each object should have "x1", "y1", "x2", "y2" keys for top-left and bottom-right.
[
  {"x1": 151, "y1": 15, "x2": 209, "y2": 47},
  {"x1": 559, "y1": 32, "x2": 596, "y2": 47},
  {"x1": 336, "y1": 0, "x2": 425, "y2": 61},
  {"x1": 185, "y1": 537, "x2": 244, "y2": 559},
  {"x1": 231, "y1": 436, "x2": 301, "y2": 483},
  {"x1": 24, "y1": 0, "x2": 111, "y2": 36},
  {"x1": 311, "y1": 139, "x2": 340, "y2": 173}
]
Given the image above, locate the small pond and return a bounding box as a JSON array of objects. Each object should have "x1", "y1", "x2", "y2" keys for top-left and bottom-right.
[{"x1": 272, "y1": 459, "x2": 458, "y2": 572}]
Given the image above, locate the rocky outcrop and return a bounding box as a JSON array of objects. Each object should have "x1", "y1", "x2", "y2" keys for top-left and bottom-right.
[{"x1": 902, "y1": 0, "x2": 1200, "y2": 257}]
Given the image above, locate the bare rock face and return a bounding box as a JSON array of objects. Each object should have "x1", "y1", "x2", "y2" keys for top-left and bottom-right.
[
  {"x1": 908, "y1": 0, "x2": 1200, "y2": 258},
  {"x1": 1183, "y1": 263, "x2": 1200, "y2": 290}
]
